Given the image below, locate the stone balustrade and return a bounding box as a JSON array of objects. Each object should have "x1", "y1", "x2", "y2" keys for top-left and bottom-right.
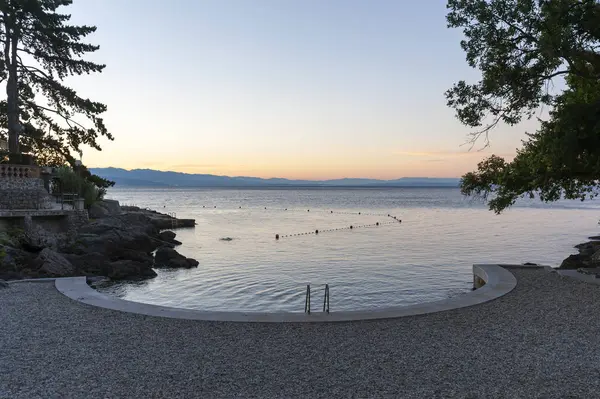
[{"x1": 0, "y1": 164, "x2": 40, "y2": 179}]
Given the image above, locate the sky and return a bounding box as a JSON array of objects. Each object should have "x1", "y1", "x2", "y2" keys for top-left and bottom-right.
[{"x1": 63, "y1": 0, "x2": 542, "y2": 180}]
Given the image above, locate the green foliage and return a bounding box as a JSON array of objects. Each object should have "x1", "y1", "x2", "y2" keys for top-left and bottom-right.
[
  {"x1": 0, "y1": 0, "x2": 113, "y2": 161},
  {"x1": 54, "y1": 166, "x2": 106, "y2": 208},
  {"x1": 447, "y1": 0, "x2": 600, "y2": 212}
]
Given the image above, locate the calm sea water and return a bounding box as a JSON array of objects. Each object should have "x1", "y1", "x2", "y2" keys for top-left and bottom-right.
[{"x1": 100, "y1": 187, "x2": 600, "y2": 312}]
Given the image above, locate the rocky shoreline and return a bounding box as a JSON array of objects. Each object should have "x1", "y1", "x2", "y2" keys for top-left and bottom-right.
[
  {"x1": 559, "y1": 235, "x2": 600, "y2": 275},
  {"x1": 0, "y1": 201, "x2": 198, "y2": 281}
]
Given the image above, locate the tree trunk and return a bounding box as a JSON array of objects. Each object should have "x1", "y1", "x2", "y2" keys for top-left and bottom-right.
[{"x1": 4, "y1": 14, "x2": 19, "y2": 154}]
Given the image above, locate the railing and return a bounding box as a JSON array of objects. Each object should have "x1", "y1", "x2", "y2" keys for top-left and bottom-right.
[
  {"x1": 0, "y1": 164, "x2": 40, "y2": 178},
  {"x1": 304, "y1": 284, "x2": 330, "y2": 314}
]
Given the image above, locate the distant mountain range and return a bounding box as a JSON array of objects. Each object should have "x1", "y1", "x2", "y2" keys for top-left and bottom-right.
[{"x1": 90, "y1": 167, "x2": 461, "y2": 188}]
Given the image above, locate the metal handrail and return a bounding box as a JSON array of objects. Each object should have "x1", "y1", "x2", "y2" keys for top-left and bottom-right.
[
  {"x1": 304, "y1": 284, "x2": 329, "y2": 314},
  {"x1": 323, "y1": 284, "x2": 330, "y2": 313},
  {"x1": 304, "y1": 284, "x2": 311, "y2": 314}
]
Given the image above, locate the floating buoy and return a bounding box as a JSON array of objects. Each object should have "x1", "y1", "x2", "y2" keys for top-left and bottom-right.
[
  {"x1": 331, "y1": 211, "x2": 333, "y2": 213},
  {"x1": 265, "y1": 207, "x2": 267, "y2": 209},
  {"x1": 315, "y1": 230, "x2": 319, "y2": 234},
  {"x1": 275, "y1": 234, "x2": 279, "y2": 240},
  {"x1": 239, "y1": 206, "x2": 241, "y2": 209},
  {"x1": 307, "y1": 209, "x2": 310, "y2": 212},
  {"x1": 350, "y1": 225, "x2": 353, "y2": 229},
  {"x1": 358, "y1": 212, "x2": 361, "y2": 215},
  {"x1": 376, "y1": 222, "x2": 379, "y2": 226}
]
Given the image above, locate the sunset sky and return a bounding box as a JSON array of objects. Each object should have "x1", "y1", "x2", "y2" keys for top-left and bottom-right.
[{"x1": 65, "y1": 0, "x2": 541, "y2": 180}]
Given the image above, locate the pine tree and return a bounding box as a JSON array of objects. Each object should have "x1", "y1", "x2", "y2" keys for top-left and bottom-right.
[{"x1": 0, "y1": 0, "x2": 113, "y2": 165}]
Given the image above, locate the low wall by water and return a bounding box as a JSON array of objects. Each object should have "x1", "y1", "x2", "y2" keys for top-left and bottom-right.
[{"x1": 52, "y1": 264, "x2": 542, "y2": 323}]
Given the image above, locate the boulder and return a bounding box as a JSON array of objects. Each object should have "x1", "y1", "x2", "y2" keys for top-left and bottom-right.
[
  {"x1": 154, "y1": 246, "x2": 198, "y2": 269},
  {"x1": 575, "y1": 241, "x2": 600, "y2": 256},
  {"x1": 559, "y1": 254, "x2": 589, "y2": 269},
  {"x1": 89, "y1": 200, "x2": 122, "y2": 219},
  {"x1": 65, "y1": 252, "x2": 157, "y2": 280},
  {"x1": 158, "y1": 231, "x2": 182, "y2": 246},
  {"x1": 110, "y1": 248, "x2": 154, "y2": 267},
  {"x1": 37, "y1": 248, "x2": 76, "y2": 277},
  {"x1": 65, "y1": 252, "x2": 112, "y2": 276},
  {"x1": 100, "y1": 199, "x2": 121, "y2": 215},
  {"x1": 89, "y1": 203, "x2": 111, "y2": 219},
  {"x1": 106, "y1": 260, "x2": 157, "y2": 280},
  {"x1": 591, "y1": 249, "x2": 600, "y2": 264}
]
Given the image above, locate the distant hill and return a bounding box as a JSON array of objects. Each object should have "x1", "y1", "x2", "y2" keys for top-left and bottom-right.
[{"x1": 90, "y1": 167, "x2": 461, "y2": 188}]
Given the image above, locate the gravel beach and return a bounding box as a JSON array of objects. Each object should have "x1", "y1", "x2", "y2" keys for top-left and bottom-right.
[{"x1": 2, "y1": 268, "x2": 600, "y2": 398}]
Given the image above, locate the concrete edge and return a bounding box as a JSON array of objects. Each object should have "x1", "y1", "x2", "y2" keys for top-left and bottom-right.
[{"x1": 54, "y1": 264, "x2": 521, "y2": 323}]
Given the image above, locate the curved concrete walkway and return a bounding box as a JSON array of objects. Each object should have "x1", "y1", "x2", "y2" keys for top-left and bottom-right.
[
  {"x1": 2, "y1": 266, "x2": 600, "y2": 398},
  {"x1": 54, "y1": 264, "x2": 516, "y2": 322}
]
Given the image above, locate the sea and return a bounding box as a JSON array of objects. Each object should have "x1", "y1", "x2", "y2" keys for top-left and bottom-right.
[{"x1": 98, "y1": 187, "x2": 600, "y2": 313}]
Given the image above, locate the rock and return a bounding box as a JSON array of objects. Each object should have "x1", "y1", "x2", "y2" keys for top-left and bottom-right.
[
  {"x1": 589, "y1": 236, "x2": 600, "y2": 240},
  {"x1": 159, "y1": 231, "x2": 182, "y2": 246},
  {"x1": 591, "y1": 249, "x2": 600, "y2": 264},
  {"x1": 89, "y1": 200, "x2": 122, "y2": 219},
  {"x1": 523, "y1": 262, "x2": 538, "y2": 266},
  {"x1": 220, "y1": 237, "x2": 234, "y2": 241},
  {"x1": 37, "y1": 248, "x2": 76, "y2": 277},
  {"x1": 110, "y1": 248, "x2": 154, "y2": 267},
  {"x1": 22, "y1": 224, "x2": 68, "y2": 252},
  {"x1": 65, "y1": 252, "x2": 157, "y2": 280},
  {"x1": 106, "y1": 260, "x2": 157, "y2": 280},
  {"x1": 575, "y1": 241, "x2": 600, "y2": 256},
  {"x1": 89, "y1": 202, "x2": 111, "y2": 219},
  {"x1": 86, "y1": 276, "x2": 109, "y2": 285},
  {"x1": 186, "y1": 258, "x2": 199, "y2": 267},
  {"x1": 154, "y1": 246, "x2": 198, "y2": 269},
  {"x1": 559, "y1": 254, "x2": 589, "y2": 269},
  {"x1": 100, "y1": 199, "x2": 121, "y2": 215},
  {"x1": 0, "y1": 279, "x2": 9, "y2": 289}
]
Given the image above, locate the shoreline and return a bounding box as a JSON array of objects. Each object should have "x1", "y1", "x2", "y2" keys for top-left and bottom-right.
[{"x1": 0, "y1": 200, "x2": 198, "y2": 281}]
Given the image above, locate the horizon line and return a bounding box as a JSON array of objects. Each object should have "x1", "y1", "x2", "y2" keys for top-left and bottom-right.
[{"x1": 89, "y1": 166, "x2": 463, "y2": 181}]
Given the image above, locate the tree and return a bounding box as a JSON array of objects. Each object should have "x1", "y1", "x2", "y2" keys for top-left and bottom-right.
[
  {"x1": 0, "y1": 0, "x2": 113, "y2": 164},
  {"x1": 446, "y1": 0, "x2": 600, "y2": 213}
]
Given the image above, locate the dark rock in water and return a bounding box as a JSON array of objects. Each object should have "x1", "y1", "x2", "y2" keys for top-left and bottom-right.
[
  {"x1": 154, "y1": 246, "x2": 198, "y2": 269},
  {"x1": 589, "y1": 236, "x2": 600, "y2": 240},
  {"x1": 110, "y1": 248, "x2": 154, "y2": 267},
  {"x1": 560, "y1": 254, "x2": 589, "y2": 269},
  {"x1": 37, "y1": 248, "x2": 76, "y2": 277},
  {"x1": 86, "y1": 276, "x2": 109, "y2": 285},
  {"x1": 575, "y1": 241, "x2": 600, "y2": 256},
  {"x1": 160, "y1": 230, "x2": 176, "y2": 241},
  {"x1": 523, "y1": 262, "x2": 538, "y2": 266},
  {"x1": 65, "y1": 251, "x2": 157, "y2": 280},
  {"x1": 220, "y1": 237, "x2": 234, "y2": 241},
  {"x1": 106, "y1": 260, "x2": 157, "y2": 279},
  {"x1": 159, "y1": 231, "x2": 182, "y2": 246}
]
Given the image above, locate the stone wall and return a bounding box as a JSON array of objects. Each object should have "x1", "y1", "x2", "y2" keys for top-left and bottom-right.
[{"x1": 0, "y1": 172, "x2": 53, "y2": 210}]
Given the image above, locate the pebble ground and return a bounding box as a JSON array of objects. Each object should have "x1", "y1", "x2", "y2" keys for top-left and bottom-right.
[{"x1": 1, "y1": 269, "x2": 600, "y2": 398}]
